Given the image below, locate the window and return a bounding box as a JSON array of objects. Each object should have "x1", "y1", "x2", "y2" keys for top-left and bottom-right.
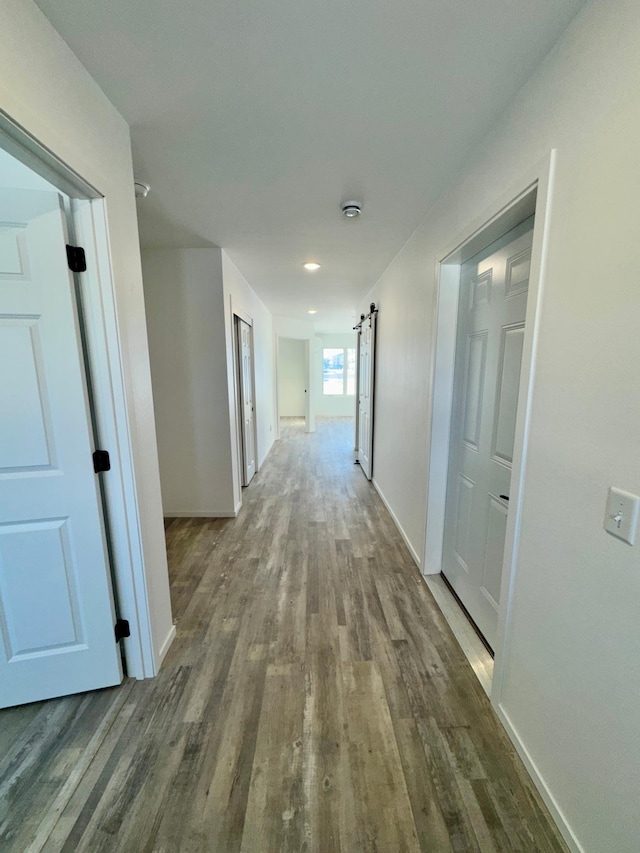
[{"x1": 322, "y1": 347, "x2": 356, "y2": 395}]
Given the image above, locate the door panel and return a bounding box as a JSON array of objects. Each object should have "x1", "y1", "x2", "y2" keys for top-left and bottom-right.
[
  {"x1": 442, "y1": 217, "x2": 533, "y2": 649},
  {"x1": 0, "y1": 519, "x2": 82, "y2": 655},
  {"x1": 0, "y1": 318, "x2": 53, "y2": 467},
  {"x1": 0, "y1": 188, "x2": 122, "y2": 708},
  {"x1": 462, "y1": 332, "x2": 487, "y2": 449},
  {"x1": 492, "y1": 325, "x2": 525, "y2": 465},
  {"x1": 454, "y1": 475, "x2": 474, "y2": 569},
  {"x1": 482, "y1": 496, "x2": 508, "y2": 605},
  {"x1": 357, "y1": 315, "x2": 376, "y2": 480},
  {"x1": 237, "y1": 318, "x2": 256, "y2": 486}
]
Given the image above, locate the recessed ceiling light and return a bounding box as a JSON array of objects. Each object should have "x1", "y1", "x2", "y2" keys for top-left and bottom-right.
[
  {"x1": 303, "y1": 262, "x2": 321, "y2": 271},
  {"x1": 307, "y1": 309, "x2": 317, "y2": 314}
]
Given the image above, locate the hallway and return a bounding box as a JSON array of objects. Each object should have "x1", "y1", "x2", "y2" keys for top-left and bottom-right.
[{"x1": 0, "y1": 418, "x2": 566, "y2": 852}]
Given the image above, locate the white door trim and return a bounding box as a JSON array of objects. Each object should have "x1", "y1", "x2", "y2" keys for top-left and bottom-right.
[
  {"x1": 422, "y1": 151, "x2": 556, "y2": 707},
  {"x1": 71, "y1": 198, "x2": 156, "y2": 678},
  {"x1": 0, "y1": 114, "x2": 157, "y2": 679}
]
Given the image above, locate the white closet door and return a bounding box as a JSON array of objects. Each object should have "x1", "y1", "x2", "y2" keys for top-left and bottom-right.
[
  {"x1": 357, "y1": 313, "x2": 376, "y2": 480},
  {"x1": 238, "y1": 318, "x2": 256, "y2": 485},
  {"x1": 0, "y1": 188, "x2": 122, "y2": 708},
  {"x1": 442, "y1": 218, "x2": 533, "y2": 649}
]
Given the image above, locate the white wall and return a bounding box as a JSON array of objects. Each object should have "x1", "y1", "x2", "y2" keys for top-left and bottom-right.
[
  {"x1": 142, "y1": 248, "x2": 276, "y2": 516},
  {"x1": 278, "y1": 338, "x2": 306, "y2": 416},
  {"x1": 0, "y1": 0, "x2": 173, "y2": 672},
  {"x1": 314, "y1": 333, "x2": 357, "y2": 417},
  {"x1": 361, "y1": 1, "x2": 640, "y2": 850},
  {"x1": 141, "y1": 249, "x2": 237, "y2": 516}
]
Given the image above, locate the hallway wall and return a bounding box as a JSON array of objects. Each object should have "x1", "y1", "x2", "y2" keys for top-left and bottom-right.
[
  {"x1": 361, "y1": 1, "x2": 640, "y2": 850},
  {"x1": 0, "y1": 0, "x2": 174, "y2": 673},
  {"x1": 142, "y1": 248, "x2": 236, "y2": 516},
  {"x1": 142, "y1": 248, "x2": 276, "y2": 517}
]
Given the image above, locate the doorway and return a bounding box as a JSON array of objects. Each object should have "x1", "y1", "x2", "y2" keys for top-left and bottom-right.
[
  {"x1": 0, "y1": 151, "x2": 123, "y2": 707},
  {"x1": 276, "y1": 336, "x2": 310, "y2": 434},
  {"x1": 234, "y1": 313, "x2": 258, "y2": 487},
  {"x1": 355, "y1": 305, "x2": 377, "y2": 480},
  {"x1": 442, "y1": 216, "x2": 534, "y2": 650},
  {"x1": 278, "y1": 337, "x2": 307, "y2": 428},
  {"x1": 423, "y1": 154, "x2": 555, "y2": 699}
]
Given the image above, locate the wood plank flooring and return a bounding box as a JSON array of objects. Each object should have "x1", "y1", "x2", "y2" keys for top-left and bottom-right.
[{"x1": 0, "y1": 417, "x2": 568, "y2": 852}]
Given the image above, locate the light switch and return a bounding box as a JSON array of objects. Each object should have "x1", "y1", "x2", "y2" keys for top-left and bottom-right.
[{"x1": 604, "y1": 487, "x2": 640, "y2": 545}]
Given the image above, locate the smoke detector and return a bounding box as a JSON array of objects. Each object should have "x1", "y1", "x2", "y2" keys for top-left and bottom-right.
[
  {"x1": 134, "y1": 180, "x2": 150, "y2": 199},
  {"x1": 341, "y1": 201, "x2": 362, "y2": 219}
]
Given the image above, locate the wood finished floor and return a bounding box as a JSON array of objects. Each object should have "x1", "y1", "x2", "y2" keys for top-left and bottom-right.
[{"x1": 0, "y1": 417, "x2": 568, "y2": 852}]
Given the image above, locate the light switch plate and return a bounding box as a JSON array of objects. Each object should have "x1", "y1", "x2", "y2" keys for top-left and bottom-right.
[{"x1": 604, "y1": 487, "x2": 639, "y2": 545}]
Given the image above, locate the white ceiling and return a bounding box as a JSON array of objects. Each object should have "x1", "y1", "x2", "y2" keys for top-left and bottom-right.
[{"x1": 35, "y1": 0, "x2": 584, "y2": 332}]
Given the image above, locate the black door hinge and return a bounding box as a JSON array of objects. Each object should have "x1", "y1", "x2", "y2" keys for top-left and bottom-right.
[
  {"x1": 93, "y1": 449, "x2": 111, "y2": 473},
  {"x1": 115, "y1": 619, "x2": 130, "y2": 643},
  {"x1": 66, "y1": 244, "x2": 87, "y2": 273}
]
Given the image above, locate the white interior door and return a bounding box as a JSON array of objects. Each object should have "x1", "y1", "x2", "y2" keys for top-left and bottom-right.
[
  {"x1": 237, "y1": 318, "x2": 256, "y2": 485},
  {"x1": 357, "y1": 313, "x2": 376, "y2": 480},
  {"x1": 442, "y1": 217, "x2": 534, "y2": 649},
  {"x1": 0, "y1": 188, "x2": 123, "y2": 708}
]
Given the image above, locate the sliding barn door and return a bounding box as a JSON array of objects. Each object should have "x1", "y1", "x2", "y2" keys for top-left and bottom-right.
[
  {"x1": 0, "y1": 188, "x2": 122, "y2": 708},
  {"x1": 357, "y1": 313, "x2": 376, "y2": 480},
  {"x1": 236, "y1": 318, "x2": 256, "y2": 485}
]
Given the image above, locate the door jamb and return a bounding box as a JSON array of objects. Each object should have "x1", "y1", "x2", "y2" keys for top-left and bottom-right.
[
  {"x1": 232, "y1": 306, "x2": 258, "y2": 492},
  {"x1": 275, "y1": 335, "x2": 311, "y2": 434},
  {"x1": 422, "y1": 151, "x2": 556, "y2": 708},
  {"x1": 0, "y1": 114, "x2": 157, "y2": 679}
]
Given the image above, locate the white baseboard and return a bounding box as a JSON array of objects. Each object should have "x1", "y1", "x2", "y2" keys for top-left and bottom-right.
[
  {"x1": 495, "y1": 703, "x2": 584, "y2": 853},
  {"x1": 164, "y1": 510, "x2": 238, "y2": 518},
  {"x1": 371, "y1": 477, "x2": 422, "y2": 568},
  {"x1": 157, "y1": 624, "x2": 176, "y2": 668}
]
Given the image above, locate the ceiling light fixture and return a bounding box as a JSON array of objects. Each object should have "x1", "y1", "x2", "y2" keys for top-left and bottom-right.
[
  {"x1": 134, "y1": 180, "x2": 150, "y2": 199},
  {"x1": 303, "y1": 262, "x2": 321, "y2": 271},
  {"x1": 307, "y1": 309, "x2": 317, "y2": 314},
  {"x1": 341, "y1": 201, "x2": 361, "y2": 218}
]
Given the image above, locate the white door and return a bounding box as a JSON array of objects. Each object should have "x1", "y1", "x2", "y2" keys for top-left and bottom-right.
[
  {"x1": 357, "y1": 314, "x2": 376, "y2": 480},
  {"x1": 442, "y1": 217, "x2": 533, "y2": 649},
  {"x1": 237, "y1": 318, "x2": 256, "y2": 485},
  {"x1": 0, "y1": 188, "x2": 123, "y2": 708}
]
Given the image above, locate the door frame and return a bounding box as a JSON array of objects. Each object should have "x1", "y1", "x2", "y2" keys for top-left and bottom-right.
[
  {"x1": 422, "y1": 151, "x2": 556, "y2": 705},
  {"x1": 274, "y1": 334, "x2": 311, "y2": 438},
  {"x1": 232, "y1": 305, "x2": 259, "y2": 493},
  {"x1": 0, "y1": 112, "x2": 157, "y2": 679}
]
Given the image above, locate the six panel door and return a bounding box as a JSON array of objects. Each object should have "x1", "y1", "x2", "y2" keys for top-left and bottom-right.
[
  {"x1": 0, "y1": 188, "x2": 123, "y2": 708},
  {"x1": 442, "y1": 217, "x2": 534, "y2": 649}
]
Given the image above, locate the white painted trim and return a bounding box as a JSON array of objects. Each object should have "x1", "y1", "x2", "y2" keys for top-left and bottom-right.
[
  {"x1": 372, "y1": 477, "x2": 422, "y2": 568},
  {"x1": 157, "y1": 624, "x2": 177, "y2": 665},
  {"x1": 0, "y1": 109, "x2": 101, "y2": 200},
  {"x1": 164, "y1": 509, "x2": 240, "y2": 518},
  {"x1": 232, "y1": 302, "x2": 253, "y2": 327},
  {"x1": 274, "y1": 334, "x2": 281, "y2": 440},
  {"x1": 71, "y1": 198, "x2": 157, "y2": 679},
  {"x1": 422, "y1": 152, "x2": 556, "y2": 695},
  {"x1": 490, "y1": 153, "x2": 556, "y2": 708},
  {"x1": 495, "y1": 703, "x2": 584, "y2": 853}
]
